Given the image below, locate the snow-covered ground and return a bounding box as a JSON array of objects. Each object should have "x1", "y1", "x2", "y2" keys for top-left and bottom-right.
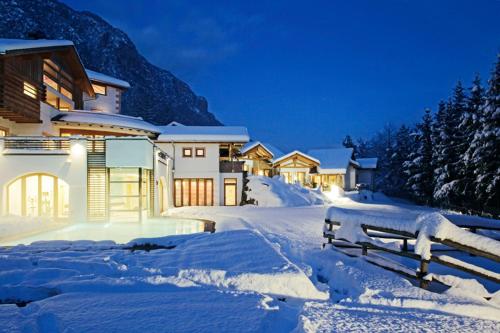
[{"x1": 1, "y1": 191, "x2": 499, "y2": 332}]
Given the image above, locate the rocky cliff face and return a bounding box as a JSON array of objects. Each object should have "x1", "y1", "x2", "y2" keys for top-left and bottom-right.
[{"x1": 0, "y1": 0, "x2": 221, "y2": 125}]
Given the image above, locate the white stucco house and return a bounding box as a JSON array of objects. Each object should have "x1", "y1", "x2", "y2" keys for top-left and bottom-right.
[{"x1": 0, "y1": 38, "x2": 250, "y2": 224}]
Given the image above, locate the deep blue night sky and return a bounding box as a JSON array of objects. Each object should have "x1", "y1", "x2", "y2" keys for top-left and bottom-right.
[{"x1": 63, "y1": 0, "x2": 500, "y2": 151}]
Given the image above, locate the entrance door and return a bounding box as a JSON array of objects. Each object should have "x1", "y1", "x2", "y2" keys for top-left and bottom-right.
[{"x1": 224, "y1": 178, "x2": 237, "y2": 206}]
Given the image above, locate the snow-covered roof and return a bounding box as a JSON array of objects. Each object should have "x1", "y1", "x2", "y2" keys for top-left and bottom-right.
[
  {"x1": 241, "y1": 141, "x2": 275, "y2": 157},
  {"x1": 52, "y1": 110, "x2": 161, "y2": 134},
  {"x1": 165, "y1": 121, "x2": 185, "y2": 127},
  {"x1": 0, "y1": 38, "x2": 74, "y2": 54},
  {"x1": 85, "y1": 69, "x2": 131, "y2": 89},
  {"x1": 272, "y1": 150, "x2": 320, "y2": 165},
  {"x1": 157, "y1": 126, "x2": 249, "y2": 143},
  {"x1": 307, "y1": 148, "x2": 357, "y2": 174},
  {"x1": 357, "y1": 157, "x2": 378, "y2": 169}
]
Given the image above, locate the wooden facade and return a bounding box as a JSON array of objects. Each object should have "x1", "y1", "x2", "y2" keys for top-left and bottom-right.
[
  {"x1": 0, "y1": 45, "x2": 93, "y2": 124},
  {"x1": 241, "y1": 143, "x2": 274, "y2": 176}
]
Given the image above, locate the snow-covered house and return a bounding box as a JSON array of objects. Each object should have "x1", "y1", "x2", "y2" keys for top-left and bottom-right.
[
  {"x1": 0, "y1": 39, "x2": 172, "y2": 223},
  {"x1": 240, "y1": 141, "x2": 279, "y2": 177},
  {"x1": 241, "y1": 142, "x2": 378, "y2": 191},
  {"x1": 156, "y1": 123, "x2": 249, "y2": 207},
  {"x1": 356, "y1": 157, "x2": 378, "y2": 190},
  {"x1": 307, "y1": 148, "x2": 359, "y2": 191}
]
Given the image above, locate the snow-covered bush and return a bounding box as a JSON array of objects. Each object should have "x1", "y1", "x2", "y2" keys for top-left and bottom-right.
[{"x1": 245, "y1": 176, "x2": 330, "y2": 207}]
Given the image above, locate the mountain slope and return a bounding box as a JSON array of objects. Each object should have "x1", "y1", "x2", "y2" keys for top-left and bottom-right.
[{"x1": 0, "y1": 0, "x2": 221, "y2": 125}]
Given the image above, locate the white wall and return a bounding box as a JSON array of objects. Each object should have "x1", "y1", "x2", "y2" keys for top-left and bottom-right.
[
  {"x1": 0, "y1": 139, "x2": 88, "y2": 222},
  {"x1": 106, "y1": 138, "x2": 154, "y2": 169},
  {"x1": 83, "y1": 86, "x2": 122, "y2": 114},
  {"x1": 344, "y1": 165, "x2": 357, "y2": 190},
  {"x1": 0, "y1": 103, "x2": 59, "y2": 136}
]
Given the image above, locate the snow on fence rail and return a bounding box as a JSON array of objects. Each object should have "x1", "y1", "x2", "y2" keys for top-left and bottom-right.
[{"x1": 323, "y1": 207, "x2": 500, "y2": 289}]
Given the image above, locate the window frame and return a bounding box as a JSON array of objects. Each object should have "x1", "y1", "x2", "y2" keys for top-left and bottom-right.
[
  {"x1": 182, "y1": 147, "x2": 193, "y2": 158},
  {"x1": 195, "y1": 147, "x2": 206, "y2": 158}
]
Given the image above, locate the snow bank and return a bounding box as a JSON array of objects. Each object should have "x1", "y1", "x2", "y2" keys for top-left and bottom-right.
[{"x1": 246, "y1": 176, "x2": 330, "y2": 207}]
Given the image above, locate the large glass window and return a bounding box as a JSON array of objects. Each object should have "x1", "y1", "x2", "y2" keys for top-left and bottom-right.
[
  {"x1": 174, "y1": 179, "x2": 213, "y2": 207},
  {"x1": 108, "y1": 168, "x2": 151, "y2": 222},
  {"x1": 92, "y1": 83, "x2": 107, "y2": 95},
  {"x1": 43, "y1": 59, "x2": 74, "y2": 111},
  {"x1": 7, "y1": 174, "x2": 69, "y2": 218}
]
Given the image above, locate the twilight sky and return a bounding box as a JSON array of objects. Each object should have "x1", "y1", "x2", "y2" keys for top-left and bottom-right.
[{"x1": 63, "y1": 0, "x2": 500, "y2": 151}]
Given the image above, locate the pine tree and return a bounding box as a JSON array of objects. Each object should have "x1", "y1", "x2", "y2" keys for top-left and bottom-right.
[
  {"x1": 356, "y1": 138, "x2": 370, "y2": 157},
  {"x1": 433, "y1": 82, "x2": 467, "y2": 206},
  {"x1": 405, "y1": 109, "x2": 434, "y2": 204},
  {"x1": 470, "y1": 55, "x2": 500, "y2": 212},
  {"x1": 460, "y1": 75, "x2": 485, "y2": 209},
  {"x1": 342, "y1": 135, "x2": 355, "y2": 149},
  {"x1": 385, "y1": 125, "x2": 412, "y2": 196}
]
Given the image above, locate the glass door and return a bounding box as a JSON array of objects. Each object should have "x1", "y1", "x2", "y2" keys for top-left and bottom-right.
[{"x1": 224, "y1": 178, "x2": 237, "y2": 206}]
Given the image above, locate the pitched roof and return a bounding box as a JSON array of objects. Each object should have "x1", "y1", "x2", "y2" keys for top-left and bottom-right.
[
  {"x1": 272, "y1": 150, "x2": 320, "y2": 166},
  {"x1": 52, "y1": 110, "x2": 160, "y2": 134},
  {"x1": 85, "y1": 69, "x2": 130, "y2": 89},
  {"x1": 241, "y1": 141, "x2": 275, "y2": 157},
  {"x1": 157, "y1": 125, "x2": 249, "y2": 143},
  {"x1": 0, "y1": 39, "x2": 94, "y2": 97},
  {"x1": 307, "y1": 148, "x2": 357, "y2": 174},
  {"x1": 0, "y1": 39, "x2": 74, "y2": 54},
  {"x1": 357, "y1": 157, "x2": 378, "y2": 169}
]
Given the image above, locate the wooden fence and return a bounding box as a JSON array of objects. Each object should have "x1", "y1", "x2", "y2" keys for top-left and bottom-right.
[{"x1": 323, "y1": 218, "x2": 500, "y2": 290}]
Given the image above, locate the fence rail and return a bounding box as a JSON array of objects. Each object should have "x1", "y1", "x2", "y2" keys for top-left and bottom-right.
[{"x1": 323, "y1": 218, "x2": 500, "y2": 290}]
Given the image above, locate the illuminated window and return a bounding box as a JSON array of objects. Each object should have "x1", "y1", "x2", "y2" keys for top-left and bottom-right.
[
  {"x1": 60, "y1": 86, "x2": 73, "y2": 100},
  {"x1": 43, "y1": 74, "x2": 58, "y2": 91},
  {"x1": 0, "y1": 127, "x2": 8, "y2": 136},
  {"x1": 174, "y1": 179, "x2": 213, "y2": 207},
  {"x1": 108, "y1": 168, "x2": 151, "y2": 222},
  {"x1": 92, "y1": 83, "x2": 107, "y2": 95},
  {"x1": 195, "y1": 147, "x2": 205, "y2": 157},
  {"x1": 23, "y1": 82, "x2": 37, "y2": 99},
  {"x1": 182, "y1": 148, "x2": 192, "y2": 157},
  {"x1": 7, "y1": 174, "x2": 69, "y2": 218}
]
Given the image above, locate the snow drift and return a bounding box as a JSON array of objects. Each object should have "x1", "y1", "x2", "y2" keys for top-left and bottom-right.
[{"x1": 245, "y1": 176, "x2": 330, "y2": 207}]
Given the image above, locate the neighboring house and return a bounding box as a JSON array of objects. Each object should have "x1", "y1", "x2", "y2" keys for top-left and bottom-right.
[
  {"x1": 240, "y1": 141, "x2": 275, "y2": 177},
  {"x1": 307, "y1": 148, "x2": 359, "y2": 191},
  {"x1": 272, "y1": 150, "x2": 320, "y2": 186},
  {"x1": 156, "y1": 124, "x2": 249, "y2": 207},
  {"x1": 242, "y1": 143, "x2": 378, "y2": 191},
  {"x1": 356, "y1": 158, "x2": 378, "y2": 190}
]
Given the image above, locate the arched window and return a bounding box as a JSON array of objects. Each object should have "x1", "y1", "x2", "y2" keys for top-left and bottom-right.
[{"x1": 7, "y1": 174, "x2": 69, "y2": 218}]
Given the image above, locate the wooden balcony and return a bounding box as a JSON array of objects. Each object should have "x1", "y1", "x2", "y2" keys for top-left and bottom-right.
[{"x1": 219, "y1": 160, "x2": 244, "y2": 173}]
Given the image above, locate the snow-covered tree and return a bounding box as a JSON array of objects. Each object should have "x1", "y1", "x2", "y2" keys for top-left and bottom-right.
[
  {"x1": 405, "y1": 109, "x2": 434, "y2": 204},
  {"x1": 459, "y1": 75, "x2": 485, "y2": 208},
  {"x1": 469, "y1": 56, "x2": 500, "y2": 212},
  {"x1": 433, "y1": 82, "x2": 467, "y2": 206},
  {"x1": 384, "y1": 125, "x2": 412, "y2": 196}
]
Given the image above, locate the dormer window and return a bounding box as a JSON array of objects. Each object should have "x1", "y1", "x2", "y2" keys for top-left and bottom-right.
[{"x1": 92, "y1": 83, "x2": 107, "y2": 95}]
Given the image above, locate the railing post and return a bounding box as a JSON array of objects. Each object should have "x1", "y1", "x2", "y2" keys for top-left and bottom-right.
[
  {"x1": 362, "y1": 226, "x2": 368, "y2": 255},
  {"x1": 418, "y1": 260, "x2": 430, "y2": 289},
  {"x1": 402, "y1": 239, "x2": 408, "y2": 252}
]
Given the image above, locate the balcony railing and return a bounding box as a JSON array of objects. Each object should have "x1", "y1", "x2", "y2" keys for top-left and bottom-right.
[
  {"x1": 219, "y1": 160, "x2": 244, "y2": 173},
  {"x1": 1, "y1": 137, "x2": 71, "y2": 151}
]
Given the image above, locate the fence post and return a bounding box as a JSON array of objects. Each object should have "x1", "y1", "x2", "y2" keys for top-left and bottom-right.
[
  {"x1": 402, "y1": 239, "x2": 408, "y2": 252},
  {"x1": 362, "y1": 226, "x2": 368, "y2": 255},
  {"x1": 418, "y1": 260, "x2": 430, "y2": 289}
]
